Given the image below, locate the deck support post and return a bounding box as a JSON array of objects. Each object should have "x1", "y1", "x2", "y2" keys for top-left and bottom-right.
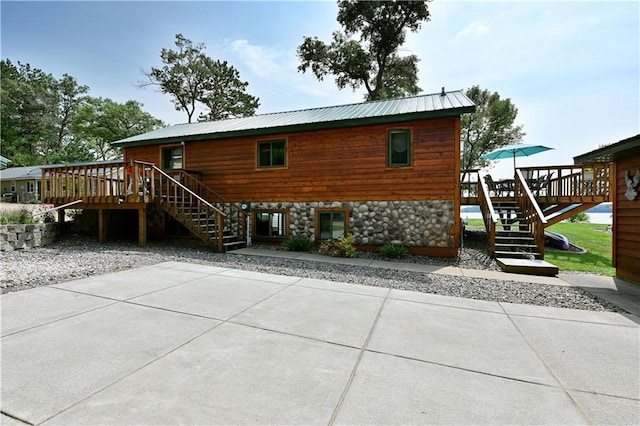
[
  {"x1": 138, "y1": 206, "x2": 147, "y2": 247},
  {"x1": 57, "y1": 209, "x2": 65, "y2": 236},
  {"x1": 98, "y1": 208, "x2": 107, "y2": 243}
]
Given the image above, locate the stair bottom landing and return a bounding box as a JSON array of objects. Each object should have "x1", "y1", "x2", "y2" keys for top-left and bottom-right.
[{"x1": 496, "y1": 258, "x2": 559, "y2": 277}]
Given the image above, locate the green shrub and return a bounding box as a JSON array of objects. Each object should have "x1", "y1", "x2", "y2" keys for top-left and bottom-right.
[
  {"x1": 282, "y1": 235, "x2": 314, "y2": 252},
  {"x1": 0, "y1": 208, "x2": 38, "y2": 225},
  {"x1": 318, "y1": 234, "x2": 357, "y2": 258},
  {"x1": 569, "y1": 212, "x2": 590, "y2": 223},
  {"x1": 378, "y1": 243, "x2": 408, "y2": 259}
]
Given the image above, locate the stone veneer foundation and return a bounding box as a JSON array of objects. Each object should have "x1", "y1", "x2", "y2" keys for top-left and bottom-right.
[{"x1": 250, "y1": 200, "x2": 455, "y2": 248}]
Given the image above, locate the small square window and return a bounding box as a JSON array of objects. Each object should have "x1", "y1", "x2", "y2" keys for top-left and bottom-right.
[
  {"x1": 162, "y1": 146, "x2": 183, "y2": 170},
  {"x1": 258, "y1": 139, "x2": 286, "y2": 168},
  {"x1": 388, "y1": 129, "x2": 411, "y2": 167},
  {"x1": 254, "y1": 211, "x2": 287, "y2": 239},
  {"x1": 317, "y1": 210, "x2": 347, "y2": 240}
]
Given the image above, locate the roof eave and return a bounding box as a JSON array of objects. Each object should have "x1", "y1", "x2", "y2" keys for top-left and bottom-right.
[
  {"x1": 574, "y1": 134, "x2": 640, "y2": 164},
  {"x1": 114, "y1": 106, "x2": 475, "y2": 148}
]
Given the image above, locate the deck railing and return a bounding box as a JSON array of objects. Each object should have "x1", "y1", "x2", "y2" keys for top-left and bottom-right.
[
  {"x1": 478, "y1": 174, "x2": 498, "y2": 257},
  {"x1": 173, "y1": 170, "x2": 247, "y2": 244},
  {"x1": 43, "y1": 161, "x2": 135, "y2": 204},
  {"x1": 461, "y1": 163, "x2": 611, "y2": 205},
  {"x1": 42, "y1": 160, "x2": 246, "y2": 251},
  {"x1": 517, "y1": 163, "x2": 611, "y2": 203},
  {"x1": 514, "y1": 170, "x2": 547, "y2": 256}
]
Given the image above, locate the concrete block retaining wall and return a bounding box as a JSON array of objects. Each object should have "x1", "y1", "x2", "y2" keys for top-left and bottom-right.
[
  {"x1": 251, "y1": 200, "x2": 455, "y2": 248},
  {"x1": 0, "y1": 223, "x2": 60, "y2": 251}
]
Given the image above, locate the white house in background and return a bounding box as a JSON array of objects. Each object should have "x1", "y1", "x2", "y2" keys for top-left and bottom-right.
[{"x1": 0, "y1": 165, "x2": 47, "y2": 202}]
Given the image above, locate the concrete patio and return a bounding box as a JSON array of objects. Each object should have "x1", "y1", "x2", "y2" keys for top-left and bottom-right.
[{"x1": 1, "y1": 261, "x2": 639, "y2": 425}]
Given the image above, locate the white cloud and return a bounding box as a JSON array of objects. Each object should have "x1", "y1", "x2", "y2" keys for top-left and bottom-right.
[
  {"x1": 228, "y1": 39, "x2": 283, "y2": 77},
  {"x1": 456, "y1": 21, "x2": 491, "y2": 38}
]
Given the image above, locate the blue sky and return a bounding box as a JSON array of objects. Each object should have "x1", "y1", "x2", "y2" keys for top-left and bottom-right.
[{"x1": 2, "y1": 0, "x2": 638, "y2": 178}]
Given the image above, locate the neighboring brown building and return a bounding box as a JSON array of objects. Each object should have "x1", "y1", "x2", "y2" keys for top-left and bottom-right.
[
  {"x1": 574, "y1": 134, "x2": 640, "y2": 284},
  {"x1": 112, "y1": 91, "x2": 475, "y2": 256}
]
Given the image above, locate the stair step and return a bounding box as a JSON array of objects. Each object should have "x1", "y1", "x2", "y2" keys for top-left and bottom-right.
[
  {"x1": 495, "y1": 243, "x2": 538, "y2": 250},
  {"x1": 495, "y1": 250, "x2": 543, "y2": 260},
  {"x1": 496, "y1": 258, "x2": 558, "y2": 276},
  {"x1": 222, "y1": 240, "x2": 246, "y2": 251},
  {"x1": 495, "y1": 236, "x2": 534, "y2": 242}
]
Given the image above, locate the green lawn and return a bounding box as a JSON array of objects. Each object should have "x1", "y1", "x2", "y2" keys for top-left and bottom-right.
[{"x1": 463, "y1": 218, "x2": 614, "y2": 275}]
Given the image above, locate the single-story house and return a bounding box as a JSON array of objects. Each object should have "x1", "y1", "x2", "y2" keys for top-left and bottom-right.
[
  {"x1": 0, "y1": 165, "x2": 47, "y2": 203},
  {"x1": 574, "y1": 133, "x2": 640, "y2": 284},
  {"x1": 109, "y1": 90, "x2": 475, "y2": 255}
]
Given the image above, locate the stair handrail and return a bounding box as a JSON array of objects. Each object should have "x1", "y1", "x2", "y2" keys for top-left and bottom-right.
[
  {"x1": 174, "y1": 169, "x2": 248, "y2": 242},
  {"x1": 478, "y1": 174, "x2": 498, "y2": 257},
  {"x1": 515, "y1": 170, "x2": 547, "y2": 256},
  {"x1": 132, "y1": 161, "x2": 226, "y2": 217}
]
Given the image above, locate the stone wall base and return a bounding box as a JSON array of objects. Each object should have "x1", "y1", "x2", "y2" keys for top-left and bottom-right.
[
  {"x1": 0, "y1": 223, "x2": 60, "y2": 251},
  {"x1": 250, "y1": 199, "x2": 457, "y2": 252}
]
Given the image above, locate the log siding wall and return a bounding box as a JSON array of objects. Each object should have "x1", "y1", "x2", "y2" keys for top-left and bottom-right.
[
  {"x1": 124, "y1": 116, "x2": 462, "y2": 254},
  {"x1": 124, "y1": 117, "x2": 459, "y2": 203},
  {"x1": 614, "y1": 154, "x2": 640, "y2": 283}
]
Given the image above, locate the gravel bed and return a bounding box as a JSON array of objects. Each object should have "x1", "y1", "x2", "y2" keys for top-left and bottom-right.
[{"x1": 0, "y1": 234, "x2": 624, "y2": 313}]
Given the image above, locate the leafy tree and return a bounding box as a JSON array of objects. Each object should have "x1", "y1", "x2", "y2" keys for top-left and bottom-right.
[
  {"x1": 141, "y1": 34, "x2": 259, "y2": 123},
  {"x1": 72, "y1": 97, "x2": 164, "y2": 160},
  {"x1": 297, "y1": 0, "x2": 431, "y2": 101},
  {"x1": 54, "y1": 74, "x2": 89, "y2": 155},
  {"x1": 1, "y1": 60, "x2": 58, "y2": 165},
  {"x1": 461, "y1": 85, "x2": 525, "y2": 172},
  {"x1": 1, "y1": 60, "x2": 89, "y2": 165}
]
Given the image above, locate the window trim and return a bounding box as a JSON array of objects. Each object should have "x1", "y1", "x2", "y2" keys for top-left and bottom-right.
[
  {"x1": 256, "y1": 138, "x2": 288, "y2": 169},
  {"x1": 160, "y1": 143, "x2": 185, "y2": 170},
  {"x1": 252, "y1": 209, "x2": 289, "y2": 241},
  {"x1": 315, "y1": 208, "x2": 349, "y2": 241},
  {"x1": 387, "y1": 128, "x2": 413, "y2": 168}
]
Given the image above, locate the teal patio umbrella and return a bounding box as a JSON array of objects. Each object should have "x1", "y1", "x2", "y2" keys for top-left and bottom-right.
[{"x1": 481, "y1": 143, "x2": 554, "y2": 172}]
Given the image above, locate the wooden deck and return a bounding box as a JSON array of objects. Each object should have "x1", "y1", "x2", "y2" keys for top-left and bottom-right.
[
  {"x1": 461, "y1": 163, "x2": 612, "y2": 273},
  {"x1": 41, "y1": 160, "x2": 247, "y2": 251},
  {"x1": 41, "y1": 160, "x2": 612, "y2": 268}
]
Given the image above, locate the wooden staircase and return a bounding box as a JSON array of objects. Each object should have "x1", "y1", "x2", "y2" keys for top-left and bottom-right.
[
  {"x1": 151, "y1": 164, "x2": 247, "y2": 252},
  {"x1": 490, "y1": 200, "x2": 559, "y2": 276},
  {"x1": 493, "y1": 201, "x2": 542, "y2": 260},
  {"x1": 163, "y1": 196, "x2": 246, "y2": 252}
]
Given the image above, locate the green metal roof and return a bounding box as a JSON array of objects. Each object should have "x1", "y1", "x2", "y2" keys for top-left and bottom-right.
[
  {"x1": 113, "y1": 90, "x2": 475, "y2": 147},
  {"x1": 574, "y1": 134, "x2": 640, "y2": 164}
]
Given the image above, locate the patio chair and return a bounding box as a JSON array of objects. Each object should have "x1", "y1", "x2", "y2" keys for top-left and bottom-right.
[
  {"x1": 484, "y1": 174, "x2": 508, "y2": 197},
  {"x1": 531, "y1": 172, "x2": 554, "y2": 196}
]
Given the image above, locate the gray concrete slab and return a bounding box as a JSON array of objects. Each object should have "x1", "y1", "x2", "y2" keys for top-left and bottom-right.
[
  {"x1": 335, "y1": 351, "x2": 587, "y2": 425},
  {"x1": 501, "y1": 301, "x2": 640, "y2": 326},
  {"x1": 367, "y1": 298, "x2": 559, "y2": 385},
  {"x1": 233, "y1": 284, "x2": 386, "y2": 347},
  {"x1": 1, "y1": 303, "x2": 217, "y2": 425},
  {"x1": 294, "y1": 277, "x2": 389, "y2": 297},
  {"x1": 43, "y1": 322, "x2": 359, "y2": 425},
  {"x1": 511, "y1": 315, "x2": 640, "y2": 399},
  {"x1": 3, "y1": 261, "x2": 638, "y2": 425},
  {"x1": 1, "y1": 413, "x2": 29, "y2": 425},
  {"x1": 130, "y1": 275, "x2": 289, "y2": 320},
  {"x1": 568, "y1": 390, "x2": 640, "y2": 425},
  {"x1": 388, "y1": 288, "x2": 504, "y2": 313},
  {"x1": 217, "y1": 268, "x2": 301, "y2": 284},
  {"x1": 1, "y1": 286, "x2": 115, "y2": 336},
  {"x1": 51, "y1": 265, "x2": 210, "y2": 300},
  {"x1": 560, "y1": 273, "x2": 640, "y2": 295},
  {"x1": 155, "y1": 261, "x2": 231, "y2": 275},
  {"x1": 560, "y1": 273, "x2": 640, "y2": 317}
]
